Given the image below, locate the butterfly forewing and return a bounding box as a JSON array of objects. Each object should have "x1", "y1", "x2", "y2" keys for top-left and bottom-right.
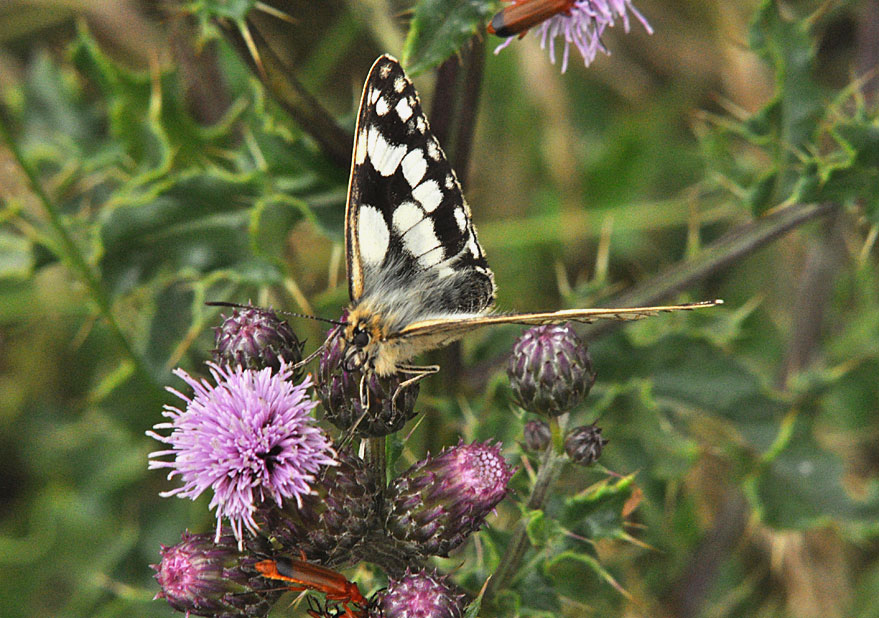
[
  {"x1": 392, "y1": 300, "x2": 724, "y2": 341},
  {"x1": 345, "y1": 55, "x2": 496, "y2": 335}
]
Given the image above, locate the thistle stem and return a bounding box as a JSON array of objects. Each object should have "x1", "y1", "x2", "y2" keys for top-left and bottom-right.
[
  {"x1": 363, "y1": 436, "x2": 387, "y2": 492},
  {"x1": 486, "y1": 414, "x2": 569, "y2": 600}
]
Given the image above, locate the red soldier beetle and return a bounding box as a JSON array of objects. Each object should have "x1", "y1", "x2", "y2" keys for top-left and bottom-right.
[
  {"x1": 254, "y1": 555, "x2": 368, "y2": 618},
  {"x1": 488, "y1": 0, "x2": 577, "y2": 38}
]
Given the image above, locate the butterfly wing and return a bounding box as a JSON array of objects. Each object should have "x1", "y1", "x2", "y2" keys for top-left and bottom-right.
[
  {"x1": 391, "y1": 300, "x2": 724, "y2": 341},
  {"x1": 345, "y1": 55, "x2": 495, "y2": 333}
]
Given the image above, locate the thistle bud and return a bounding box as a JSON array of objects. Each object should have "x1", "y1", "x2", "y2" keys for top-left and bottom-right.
[
  {"x1": 378, "y1": 568, "x2": 466, "y2": 618},
  {"x1": 385, "y1": 441, "x2": 513, "y2": 557},
  {"x1": 152, "y1": 530, "x2": 279, "y2": 617},
  {"x1": 507, "y1": 323, "x2": 596, "y2": 417},
  {"x1": 317, "y1": 318, "x2": 418, "y2": 437},
  {"x1": 523, "y1": 419, "x2": 552, "y2": 452},
  {"x1": 254, "y1": 451, "x2": 379, "y2": 568},
  {"x1": 564, "y1": 423, "x2": 607, "y2": 466},
  {"x1": 213, "y1": 304, "x2": 304, "y2": 375}
]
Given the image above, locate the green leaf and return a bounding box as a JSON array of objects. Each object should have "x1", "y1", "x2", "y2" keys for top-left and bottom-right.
[
  {"x1": 403, "y1": 0, "x2": 500, "y2": 75},
  {"x1": 560, "y1": 475, "x2": 635, "y2": 541},
  {"x1": 508, "y1": 569, "x2": 562, "y2": 616},
  {"x1": 97, "y1": 171, "x2": 264, "y2": 295},
  {"x1": 595, "y1": 333, "x2": 787, "y2": 452},
  {"x1": 186, "y1": 0, "x2": 256, "y2": 22},
  {"x1": 524, "y1": 508, "x2": 550, "y2": 547},
  {"x1": 250, "y1": 195, "x2": 310, "y2": 260},
  {"x1": 746, "y1": 169, "x2": 778, "y2": 215},
  {"x1": 745, "y1": 418, "x2": 879, "y2": 530},
  {"x1": 819, "y1": 119, "x2": 879, "y2": 218},
  {"x1": 544, "y1": 550, "x2": 629, "y2": 602},
  {"x1": 71, "y1": 29, "x2": 172, "y2": 176},
  {"x1": 463, "y1": 585, "x2": 484, "y2": 618},
  {"x1": 739, "y1": 1, "x2": 824, "y2": 212},
  {"x1": 0, "y1": 232, "x2": 34, "y2": 280}
]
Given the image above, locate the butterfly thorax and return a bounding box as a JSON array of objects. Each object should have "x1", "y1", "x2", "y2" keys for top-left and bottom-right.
[{"x1": 344, "y1": 300, "x2": 487, "y2": 377}]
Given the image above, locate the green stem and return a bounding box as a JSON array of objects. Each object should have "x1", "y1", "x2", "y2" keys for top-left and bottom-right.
[
  {"x1": 0, "y1": 114, "x2": 157, "y2": 389},
  {"x1": 486, "y1": 414, "x2": 569, "y2": 601},
  {"x1": 218, "y1": 18, "x2": 351, "y2": 169}
]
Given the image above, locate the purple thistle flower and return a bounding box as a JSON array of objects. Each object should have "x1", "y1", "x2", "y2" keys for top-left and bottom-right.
[
  {"x1": 379, "y1": 568, "x2": 466, "y2": 618},
  {"x1": 492, "y1": 0, "x2": 653, "y2": 73},
  {"x1": 385, "y1": 440, "x2": 514, "y2": 557},
  {"x1": 152, "y1": 529, "x2": 280, "y2": 617},
  {"x1": 147, "y1": 362, "x2": 337, "y2": 546}
]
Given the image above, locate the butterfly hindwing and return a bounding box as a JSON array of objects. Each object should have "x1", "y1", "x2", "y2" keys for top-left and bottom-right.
[{"x1": 345, "y1": 55, "x2": 495, "y2": 332}]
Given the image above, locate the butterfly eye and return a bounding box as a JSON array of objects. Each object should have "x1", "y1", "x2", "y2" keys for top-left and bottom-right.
[{"x1": 352, "y1": 329, "x2": 370, "y2": 348}]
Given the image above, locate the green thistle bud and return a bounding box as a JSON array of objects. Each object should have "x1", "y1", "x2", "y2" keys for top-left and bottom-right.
[
  {"x1": 523, "y1": 419, "x2": 552, "y2": 452},
  {"x1": 254, "y1": 451, "x2": 379, "y2": 568},
  {"x1": 152, "y1": 530, "x2": 279, "y2": 617},
  {"x1": 385, "y1": 441, "x2": 513, "y2": 558},
  {"x1": 317, "y1": 316, "x2": 418, "y2": 437},
  {"x1": 564, "y1": 423, "x2": 607, "y2": 466},
  {"x1": 378, "y1": 568, "x2": 466, "y2": 618},
  {"x1": 508, "y1": 323, "x2": 596, "y2": 417},
  {"x1": 213, "y1": 304, "x2": 304, "y2": 375}
]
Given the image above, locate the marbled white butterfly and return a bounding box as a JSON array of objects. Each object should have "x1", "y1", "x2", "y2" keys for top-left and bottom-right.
[{"x1": 340, "y1": 55, "x2": 720, "y2": 389}]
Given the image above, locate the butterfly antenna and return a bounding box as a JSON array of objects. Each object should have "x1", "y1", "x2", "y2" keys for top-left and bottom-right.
[{"x1": 205, "y1": 301, "x2": 347, "y2": 326}]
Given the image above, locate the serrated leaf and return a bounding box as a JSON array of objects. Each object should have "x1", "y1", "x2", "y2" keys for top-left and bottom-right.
[
  {"x1": 560, "y1": 475, "x2": 635, "y2": 540},
  {"x1": 545, "y1": 550, "x2": 631, "y2": 601},
  {"x1": 403, "y1": 0, "x2": 500, "y2": 75}
]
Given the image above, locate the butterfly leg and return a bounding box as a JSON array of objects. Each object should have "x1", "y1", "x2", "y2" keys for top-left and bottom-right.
[
  {"x1": 289, "y1": 341, "x2": 327, "y2": 375},
  {"x1": 358, "y1": 371, "x2": 370, "y2": 410},
  {"x1": 392, "y1": 364, "x2": 439, "y2": 411}
]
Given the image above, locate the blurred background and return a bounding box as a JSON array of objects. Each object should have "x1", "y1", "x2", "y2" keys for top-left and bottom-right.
[{"x1": 1, "y1": 0, "x2": 878, "y2": 616}]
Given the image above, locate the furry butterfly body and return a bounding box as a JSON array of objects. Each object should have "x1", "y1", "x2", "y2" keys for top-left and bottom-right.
[{"x1": 340, "y1": 55, "x2": 720, "y2": 380}]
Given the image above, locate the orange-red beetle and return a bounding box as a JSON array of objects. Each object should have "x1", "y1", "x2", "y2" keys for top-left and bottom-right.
[
  {"x1": 255, "y1": 557, "x2": 368, "y2": 618},
  {"x1": 488, "y1": 0, "x2": 577, "y2": 37}
]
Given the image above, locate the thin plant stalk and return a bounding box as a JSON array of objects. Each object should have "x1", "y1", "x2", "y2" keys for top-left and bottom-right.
[{"x1": 486, "y1": 414, "x2": 569, "y2": 600}]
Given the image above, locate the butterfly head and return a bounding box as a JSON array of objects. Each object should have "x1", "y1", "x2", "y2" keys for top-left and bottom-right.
[{"x1": 341, "y1": 308, "x2": 384, "y2": 373}]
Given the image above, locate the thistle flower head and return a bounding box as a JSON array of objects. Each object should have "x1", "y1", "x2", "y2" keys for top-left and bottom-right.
[
  {"x1": 148, "y1": 363, "x2": 336, "y2": 546},
  {"x1": 152, "y1": 529, "x2": 279, "y2": 617},
  {"x1": 491, "y1": 0, "x2": 653, "y2": 72},
  {"x1": 212, "y1": 303, "x2": 304, "y2": 375},
  {"x1": 508, "y1": 323, "x2": 596, "y2": 417},
  {"x1": 564, "y1": 422, "x2": 608, "y2": 465},
  {"x1": 317, "y1": 316, "x2": 419, "y2": 437},
  {"x1": 386, "y1": 440, "x2": 514, "y2": 557},
  {"x1": 379, "y1": 568, "x2": 466, "y2": 618},
  {"x1": 254, "y1": 450, "x2": 380, "y2": 567}
]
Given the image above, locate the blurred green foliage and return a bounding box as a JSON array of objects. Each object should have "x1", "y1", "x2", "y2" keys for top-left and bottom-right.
[{"x1": 1, "y1": 0, "x2": 878, "y2": 617}]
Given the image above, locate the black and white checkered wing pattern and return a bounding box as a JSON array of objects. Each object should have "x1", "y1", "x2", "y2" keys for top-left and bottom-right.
[{"x1": 345, "y1": 55, "x2": 495, "y2": 329}]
